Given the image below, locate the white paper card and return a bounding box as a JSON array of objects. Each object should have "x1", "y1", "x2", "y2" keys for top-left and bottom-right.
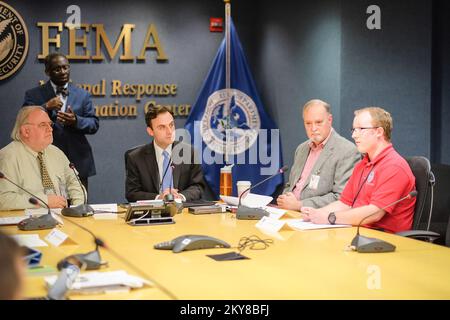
[
  {"x1": 264, "y1": 206, "x2": 288, "y2": 219},
  {"x1": 45, "y1": 228, "x2": 69, "y2": 247},
  {"x1": 11, "y1": 234, "x2": 48, "y2": 247},
  {"x1": 93, "y1": 213, "x2": 118, "y2": 220},
  {"x1": 51, "y1": 212, "x2": 64, "y2": 225},
  {"x1": 256, "y1": 216, "x2": 293, "y2": 233},
  {"x1": 89, "y1": 203, "x2": 118, "y2": 213}
]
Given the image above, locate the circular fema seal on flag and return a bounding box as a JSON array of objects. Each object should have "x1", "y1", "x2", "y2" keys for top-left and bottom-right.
[
  {"x1": 0, "y1": 1, "x2": 29, "y2": 81},
  {"x1": 201, "y1": 89, "x2": 261, "y2": 155}
]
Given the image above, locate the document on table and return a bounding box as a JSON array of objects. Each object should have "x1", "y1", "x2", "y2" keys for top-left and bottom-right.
[
  {"x1": 136, "y1": 199, "x2": 182, "y2": 205},
  {"x1": 220, "y1": 193, "x2": 273, "y2": 208},
  {"x1": 25, "y1": 208, "x2": 62, "y2": 216},
  {"x1": 264, "y1": 206, "x2": 287, "y2": 219},
  {"x1": 44, "y1": 270, "x2": 152, "y2": 293},
  {"x1": 0, "y1": 216, "x2": 28, "y2": 226},
  {"x1": 263, "y1": 206, "x2": 301, "y2": 219},
  {"x1": 11, "y1": 234, "x2": 48, "y2": 247},
  {"x1": 286, "y1": 219, "x2": 351, "y2": 230}
]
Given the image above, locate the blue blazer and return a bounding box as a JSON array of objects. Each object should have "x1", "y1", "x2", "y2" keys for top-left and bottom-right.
[{"x1": 23, "y1": 81, "x2": 99, "y2": 178}]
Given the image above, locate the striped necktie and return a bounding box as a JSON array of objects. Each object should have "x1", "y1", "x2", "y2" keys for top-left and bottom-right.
[{"x1": 37, "y1": 152, "x2": 56, "y2": 194}]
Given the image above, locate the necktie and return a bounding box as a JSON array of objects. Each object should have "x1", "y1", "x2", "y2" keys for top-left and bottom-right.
[
  {"x1": 161, "y1": 150, "x2": 172, "y2": 192},
  {"x1": 56, "y1": 86, "x2": 68, "y2": 98},
  {"x1": 37, "y1": 152, "x2": 56, "y2": 194}
]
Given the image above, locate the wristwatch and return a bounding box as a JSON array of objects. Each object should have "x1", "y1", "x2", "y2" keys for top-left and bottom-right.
[{"x1": 328, "y1": 212, "x2": 336, "y2": 225}]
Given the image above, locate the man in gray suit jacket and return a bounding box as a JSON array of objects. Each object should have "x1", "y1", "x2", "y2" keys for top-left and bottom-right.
[{"x1": 277, "y1": 99, "x2": 360, "y2": 210}]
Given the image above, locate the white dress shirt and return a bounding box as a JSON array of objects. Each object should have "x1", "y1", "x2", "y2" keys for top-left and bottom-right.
[
  {"x1": 50, "y1": 81, "x2": 68, "y2": 112},
  {"x1": 153, "y1": 142, "x2": 173, "y2": 186},
  {"x1": 153, "y1": 142, "x2": 185, "y2": 201}
]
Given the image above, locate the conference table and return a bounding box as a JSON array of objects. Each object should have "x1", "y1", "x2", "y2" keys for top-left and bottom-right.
[{"x1": 1, "y1": 207, "x2": 450, "y2": 300}]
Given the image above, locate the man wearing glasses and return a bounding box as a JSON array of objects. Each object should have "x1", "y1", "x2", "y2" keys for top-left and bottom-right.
[
  {"x1": 0, "y1": 106, "x2": 84, "y2": 210},
  {"x1": 302, "y1": 107, "x2": 416, "y2": 233},
  {"x1": 277, "y1": 99, "x2": 360, "y2": 211},
  {"x1": 23, "y1": 53, "x2": 99, "y2": 191}
]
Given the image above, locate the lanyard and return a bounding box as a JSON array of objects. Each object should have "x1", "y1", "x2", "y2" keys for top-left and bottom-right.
[{"x1": 351, "y1": 164, "x2": 375, "y2": 207}]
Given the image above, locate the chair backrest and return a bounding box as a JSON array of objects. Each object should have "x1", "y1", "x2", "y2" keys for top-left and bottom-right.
[
  {"x1": 124, "y1": 145, "x2": 145, "y2": 170},
  {"x1": 405, "y1": 156, "x2": 435, "y2": 230},
  {"x1": 446, "y1": 219, "x2": 450, "y2": 247},
  {"x1": 430, "y1": 163, "x2": 450, "y2": 245}
]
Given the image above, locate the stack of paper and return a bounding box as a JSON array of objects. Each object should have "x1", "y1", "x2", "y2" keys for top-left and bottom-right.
[
  {"x1": 220, "y1": 194, "x2": 273, "y2": 208},
  {"x1": 44, "y1": 270, "x2": 152, "y2": 294},
  {"x1": 25, "y1": 208, "x2": 62, "y2": 216},
  {"x1": 11, "y1": 234, "x2": 48, "y2": 247},
  {"x1": 286, "y1": 219, "x2": 351, "y2": 230},
  {"x1": 256, "y1": 216, "x2": 351, "y2": 233},
  {"x1": 0, "y1": 216, "x2": 28, "y2": 226}
]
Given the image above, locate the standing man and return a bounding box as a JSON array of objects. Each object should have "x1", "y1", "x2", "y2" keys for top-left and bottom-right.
[
  {"x1": 0, "y1": 106, "x2": 85, "y2": 210},
  {"x1": 302, "y1": 107, "x2": 416, "y2": 233},
  {"x1": 23, "y1": 53, "x2": 99, "y2": 191},
  {"x1": 277, "y1": 99, "x2": 360, "y2": 210},
  {"x1": 125, "y1": 106, "x2": 205, "y2": 202}
]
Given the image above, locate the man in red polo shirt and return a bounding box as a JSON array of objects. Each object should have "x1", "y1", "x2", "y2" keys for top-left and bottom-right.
[{"x1": 301, "y1": 107, "x2": 416, "y2": 233}]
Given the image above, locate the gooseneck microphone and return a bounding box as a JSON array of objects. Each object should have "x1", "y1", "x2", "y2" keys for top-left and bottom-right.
[
  {"x1": 0, "y1": 171, "x2": 59, "y2": 231},
  {"x1": 46, "y1": 263, "x2": 80, "y2": 300},
  {"x1": 25, "y1": 200, "x2": 177, "y2": 299},
  {"x1": 159, "y1": 155, "x2": 174, "y2": 202},
  {"x1": 29, "y1": 197, "x2": 106, "y2": 270},
  {"x1": 350, "y1": 190, "x2": 417, "y2": 253},
  {"x1": 236, "y1": 166, "x2": 289, "y2": 220},
  {"x1": 28, "y1": 199, "x2": 178, "y2": 300},
  {"x1": 61, "y1": 163, "x2": 94, "y2": 217},
  {"x1": 165, "y1": 163, "x2": 180, "y2": 216}
]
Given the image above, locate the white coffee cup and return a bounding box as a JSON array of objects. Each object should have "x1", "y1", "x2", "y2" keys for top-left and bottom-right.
[{"x1": 237, "y1": 181, "x2": 251, "y2": 198}]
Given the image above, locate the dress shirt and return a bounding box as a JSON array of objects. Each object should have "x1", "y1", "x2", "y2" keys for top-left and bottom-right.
[
  {"x1": 0, "y1": 141, "x2": 84, "y2": 210},
  {"x1": 50, "y1": 81, "x2": 68, "y2": 112},
  {"x1": 292, "y1": 129, "x2": 333, "y2": 200}
]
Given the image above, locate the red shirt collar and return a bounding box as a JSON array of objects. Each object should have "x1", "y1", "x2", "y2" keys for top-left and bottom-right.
[{"x1": 361, "y1": 144, "x2": 393, "y2": 167}]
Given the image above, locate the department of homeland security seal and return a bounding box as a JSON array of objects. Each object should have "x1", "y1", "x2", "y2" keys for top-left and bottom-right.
[
  {"x1": 0, "y1": 1, "x2": 29, "y2": 81},
  {"x1": 201, "y1": 89, "x2": 261, "y2": 155}
]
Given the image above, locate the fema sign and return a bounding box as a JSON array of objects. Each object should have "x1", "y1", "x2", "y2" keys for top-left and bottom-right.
[
  {"x1": 200, "y1": 89, "x2": 261, "y2": 155},
  {"x1": 0, "y1": 1, "x2": 29, "y2": 81}
]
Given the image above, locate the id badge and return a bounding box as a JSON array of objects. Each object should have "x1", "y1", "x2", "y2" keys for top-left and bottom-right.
[{"x1": 308, "y1": 174, "x2": 320, "y2": 190}]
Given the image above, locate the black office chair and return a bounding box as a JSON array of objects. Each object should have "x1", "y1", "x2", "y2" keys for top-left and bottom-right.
[
  {"x1": 124, "y1": 145, "x2": 144, "y2": 169},
  {"x1": 396, "y1": 156, "x2": 440, "y2": 242},
  {"x1": 429, "y1": 163, "x2": 450, "y2": 245},
  {"x1": 446, "y1": 219, "x2": 450, "y2": 248}
]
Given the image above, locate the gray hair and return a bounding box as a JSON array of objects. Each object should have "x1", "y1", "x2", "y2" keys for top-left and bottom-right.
[
  {"x1": 11, "y1": 106, "x2": 46, "y2": 141},
  {"x1": 302, "y1": 99, "x2": 331, "y2": 114}
]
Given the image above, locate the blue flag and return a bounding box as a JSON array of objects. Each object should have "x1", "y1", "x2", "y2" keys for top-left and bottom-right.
[{"x1": 185, "y1": 20, "x2": 283, "y2": 198}]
